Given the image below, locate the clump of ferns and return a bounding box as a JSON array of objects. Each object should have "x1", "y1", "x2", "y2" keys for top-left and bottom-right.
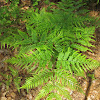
[
  {"x1": 5, "y1": 46, "x2": 99, "y2": 100},
  {"x1": 1, "y1": 0, "x2": 100, "y2": 99}
]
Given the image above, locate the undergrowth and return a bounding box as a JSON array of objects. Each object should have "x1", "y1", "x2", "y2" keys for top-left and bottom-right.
[{"x1": 0, "y1": 0, "x2": 100, "y2": 100}]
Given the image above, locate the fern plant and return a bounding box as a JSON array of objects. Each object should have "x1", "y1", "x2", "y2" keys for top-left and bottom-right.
[
  {"x1": 0, "y1": 0, "x2": 99, "y2": 99},
  {"x1": 0, "y1": 66, "x2": 21, "y2": 91},
  {"x1": 0, "y1": 0, "x2": 24, "y2": 42}
]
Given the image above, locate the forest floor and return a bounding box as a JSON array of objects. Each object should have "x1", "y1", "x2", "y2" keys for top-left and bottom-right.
[{"x1": 0, "y1": 1, "x2": 100, "y2": 100}]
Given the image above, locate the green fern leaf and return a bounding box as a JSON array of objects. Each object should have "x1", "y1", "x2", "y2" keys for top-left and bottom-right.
[
  {"x1": 20, "y1": 69, "x2": 53, "y2": 90},
  {"x1": 46, "y1": 92, "x2": 62, "y2": 100}
]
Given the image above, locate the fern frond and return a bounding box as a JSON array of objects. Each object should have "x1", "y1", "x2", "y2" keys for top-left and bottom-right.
[
  {"x1": 35, "y1": 81, "x2": 72, "y2": 100},
  {"x1": 14, "y1": 77, "x2": 21, "y2": 92},
  {"x1": 71, "y1": 44, "x2": 92, "y2": 52},
  {"x1": 8, "y1": 66, "x2": 18, "y2": 77},
  {"x1": 56, "y1": 47, "x2": 99, "y2": 77},
  {"x1": 46, "y1": 92, "x2": 62, "y2": 100},
  {"x1": 20, "y1": 69, "x2": 53, "y2": 90},
  {"x1": 35, "y1": 82, "x2": 55, "y2": 100},
  {"x1": 55, "y1": 83, "x2": 72, "y2": 100},
  {"x1": 6, "y1": 49, "x2": 52, "y2": 73},
  {"x1": 54, "y1": 69, "x2": 79, "y2": 91}
]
